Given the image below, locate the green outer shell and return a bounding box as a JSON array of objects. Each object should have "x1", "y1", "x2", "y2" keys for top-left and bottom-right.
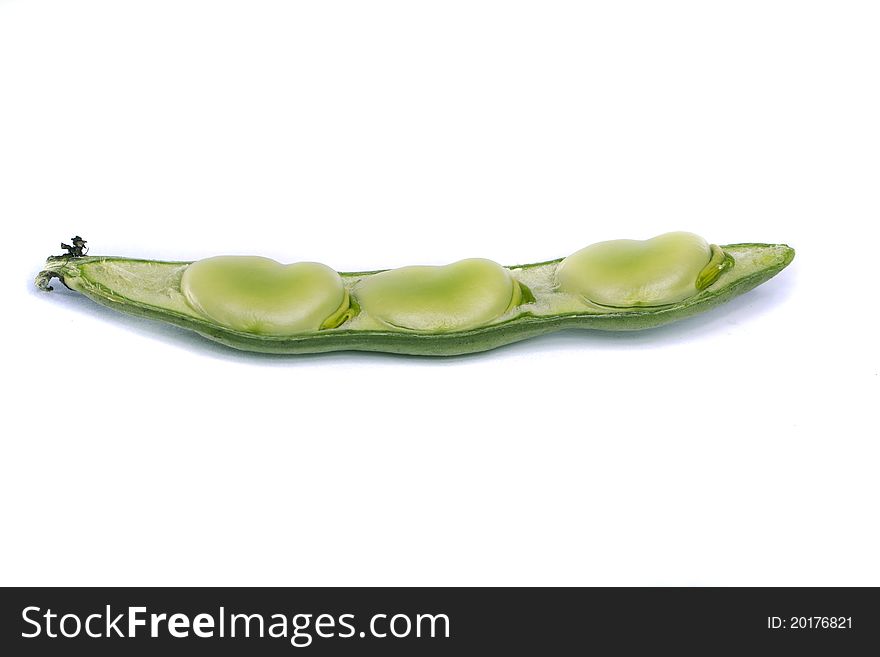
[{"x1": 35, "y1": 243, "x2": 794, "y2": 356}]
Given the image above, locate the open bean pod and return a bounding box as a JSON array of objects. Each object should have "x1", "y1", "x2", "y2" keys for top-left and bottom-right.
[{"x1": 36, "y1": 232, "x2": 794, "y2": 356}]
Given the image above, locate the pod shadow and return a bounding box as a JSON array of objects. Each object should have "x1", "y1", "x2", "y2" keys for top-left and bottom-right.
[{"x1": 28, "y1": 267, "x2": 796, "y2": 367}]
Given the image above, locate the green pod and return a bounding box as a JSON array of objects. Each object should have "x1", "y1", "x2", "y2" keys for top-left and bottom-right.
[{"x1": 35, "y1": 236, "x2": 794, "y2": 356}]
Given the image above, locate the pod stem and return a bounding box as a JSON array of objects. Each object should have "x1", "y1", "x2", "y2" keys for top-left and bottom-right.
[
  {"x1": 36, "y1": 257, "x2": 71, "y2": 291},
  {"x1": 36, "y1": 236, "x2": 89, "y2": 291}
]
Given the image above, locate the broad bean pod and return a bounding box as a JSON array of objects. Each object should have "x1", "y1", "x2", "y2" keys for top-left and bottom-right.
[{"x1": 36, "y1": 232, "x2": 794, "y2": 356}]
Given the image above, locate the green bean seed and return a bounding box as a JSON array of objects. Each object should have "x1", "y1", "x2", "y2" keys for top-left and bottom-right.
[
  {"x1": 181, "y1": 256, "x2": 349, "y2": 335},
  {"x1": 556, "y1": 232, "x2": 714, "y2": 308},
  {"x1": 354, "y1": 258, "x2": 522, "y2": 332}
]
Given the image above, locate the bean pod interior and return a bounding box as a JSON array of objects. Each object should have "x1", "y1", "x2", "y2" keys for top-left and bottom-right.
[{"x1": 178, "y1": 231, "x2": 730, "y2": 335}]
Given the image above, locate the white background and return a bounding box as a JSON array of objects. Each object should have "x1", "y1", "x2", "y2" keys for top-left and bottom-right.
[{"x1": 1, "y1": 1, "x2": 878, "y2": 586}]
